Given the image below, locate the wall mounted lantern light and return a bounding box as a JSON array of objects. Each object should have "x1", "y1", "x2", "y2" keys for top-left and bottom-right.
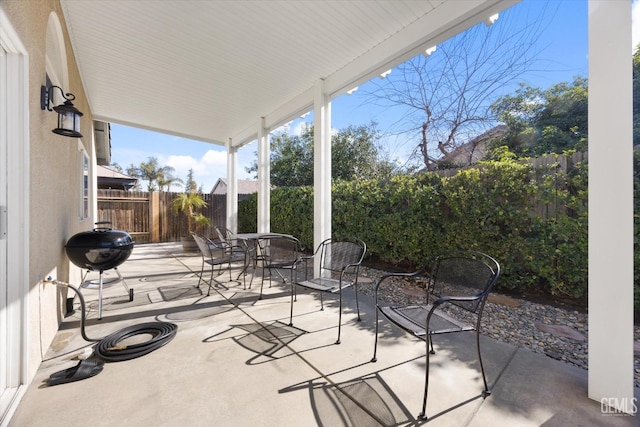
[{"x1": 40, "y1": 85, "x2": 84, "y2": 138}]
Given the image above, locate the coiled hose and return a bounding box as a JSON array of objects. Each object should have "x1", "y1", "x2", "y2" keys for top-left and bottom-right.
[
  {"x1": 94, "y1": 321, "x2": 177, "y2": 362},
  {"x1": 44, "y1": 278, "x2": 178, "y2": 362}
]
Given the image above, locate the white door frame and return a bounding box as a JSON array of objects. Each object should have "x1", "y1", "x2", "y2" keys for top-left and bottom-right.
[{"x1": 0, "y1": 8, "x2": 30, "y2": 426}]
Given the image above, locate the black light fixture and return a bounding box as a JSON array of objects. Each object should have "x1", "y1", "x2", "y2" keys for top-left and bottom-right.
[{"x1": 40, "y1": 84, "x2": 83, "y2": 138}]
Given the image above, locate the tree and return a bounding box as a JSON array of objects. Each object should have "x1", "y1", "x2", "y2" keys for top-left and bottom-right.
[
  {"x1": 490, "y1": 77, "x2": 588, "y2": 157},
  {"x1": 184, "y1": 169, "x2": 198, "y2": 192},
  {"x1": 158, "y1": 172, "x2": 183, "y2": 192},
  {"x1": 171, "y1": 191, "x2": 210, "y2": 234},
  {"x1": 362, "y1": 3, "x2": 550, "y2": 170},
  {"x1": 246, "y1": 122, "x2": 396, "y2": 186},
  {"x1": 132, "y1": 156, "x2": 180, "y2": 191}
]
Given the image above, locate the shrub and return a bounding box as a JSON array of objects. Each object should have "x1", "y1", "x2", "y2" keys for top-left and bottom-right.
[{"x1": 238, "y1": 153, "x2": 591, "y2": 307}]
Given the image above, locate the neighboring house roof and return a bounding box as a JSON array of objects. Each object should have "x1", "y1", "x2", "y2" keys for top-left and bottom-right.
[
  {"x1": 211, "y1": 179, "x2": 258, "y2": 196},
  {"x1": 443, "y1": 125, "x2": 507, "y2": 166},
  {"x1": 97, "y1": 165, "x2": 138, "y2": 190}
]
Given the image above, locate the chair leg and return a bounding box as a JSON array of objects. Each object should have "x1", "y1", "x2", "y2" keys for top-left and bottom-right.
[
  {"x1": 247, "y1": 256, "x2": 255, "y2": 290},
  {"x1": 196, "y1": 259, "x2": 204, "y2": 289},
  {"x1": 241, "y1": 253, "x2": 248, "y2": 290},
  {"x1": 419, "y1": 334, "x2": 431, "y2": 420},
  {"x1": 476, "y1": 330, "x2": 491, "y2": 396},
  {"x1": 335, "y1": 290, "x2": 342, "y2": 345},
  {"x1": 259, "y1": 266, "x2": 266, "y2": 300},
  {"x1": 355, "y1": 283, "x2": 361, "y2": 321},
  {"x1": 207, "y1": 266, "x2": 214, "y2": 296},
  {"x1": 289, "y1": 282, "x2": 295, "y2": 326},
  {"x1": 371, "y1": 306, "x2": 379, "y2": 362}
]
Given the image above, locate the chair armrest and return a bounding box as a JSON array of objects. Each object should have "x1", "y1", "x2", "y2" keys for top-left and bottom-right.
[
  {"x1": 431, "y1": 294, "x2": 481, "y2": 307},
  {"x1": 374, "y1": 269, "x2": 426, "y2": 288},
  {"x1": 373, "y1": 270, "x2": 422, "y2": 302}
]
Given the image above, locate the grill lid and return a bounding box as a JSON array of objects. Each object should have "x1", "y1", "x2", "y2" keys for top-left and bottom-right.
[{"x1": 65, "y1": 223, "x2": 134, "y2": 271}]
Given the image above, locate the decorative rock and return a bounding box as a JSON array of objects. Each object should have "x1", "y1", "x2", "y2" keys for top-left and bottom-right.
[
  {"x1": 488, "y1": 294, "x2": 522, "y2": 307},
  {"x1": 356, "y1": 265, "x2": 639, "y2": 387},
  {"x1": 534, "y1": 323, "x2": 586, "y2": 342}
]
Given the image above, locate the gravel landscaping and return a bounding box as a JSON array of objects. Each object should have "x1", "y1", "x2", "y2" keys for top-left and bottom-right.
[{"x1": 355, "y1": 265, "x2": 640, "y2": 388}]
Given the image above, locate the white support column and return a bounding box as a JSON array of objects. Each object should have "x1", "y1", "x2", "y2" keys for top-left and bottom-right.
[
  {"x1": 257, "y1": 117, "x2": 270, "y2": 233},
  {"x1": 225, "y1": 138, "x2": 238, "y2": 233},
  {"x1": 588, "y1": 0, "x2": 635, "y2": 414},
  {"x1": 313, "y1": 79, "x2": 331, "y2": 276}
]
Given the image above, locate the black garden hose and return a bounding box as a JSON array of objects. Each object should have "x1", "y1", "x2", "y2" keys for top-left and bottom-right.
[
  {"x1": 44, "y1": 278, "x2": 178, "y2": 362},
  {"x1": 94, "y1": 321, "x2": 178, "y2": 362}
]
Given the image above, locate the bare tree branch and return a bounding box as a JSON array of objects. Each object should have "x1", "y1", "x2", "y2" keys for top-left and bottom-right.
[{"x1": 363, "y1": 1, "x2": 554, "y2": 170}]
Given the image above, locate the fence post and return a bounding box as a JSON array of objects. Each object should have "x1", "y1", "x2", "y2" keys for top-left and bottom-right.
[{"x1": 150, "y1": 191, "x2": 160, "y2": 243}]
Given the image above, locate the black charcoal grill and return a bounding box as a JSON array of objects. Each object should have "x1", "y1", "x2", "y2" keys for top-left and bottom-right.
[{"x1": 66, "y1": 222, "x2": 135, "y2": 319}]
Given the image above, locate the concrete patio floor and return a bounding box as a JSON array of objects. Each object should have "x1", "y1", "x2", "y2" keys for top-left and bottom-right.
[{"x1": 8, "y1": 242, "x2": 639, "y2": 426}]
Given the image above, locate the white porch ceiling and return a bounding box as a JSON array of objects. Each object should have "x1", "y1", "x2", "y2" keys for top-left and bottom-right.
[{"x1": 60, "y1": 0, "x2": 517, "y2": 148}]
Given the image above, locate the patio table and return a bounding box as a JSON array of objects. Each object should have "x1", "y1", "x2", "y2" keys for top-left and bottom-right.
[{"x1": 233, "y1": 233, "x2": 295, "y2": 281}]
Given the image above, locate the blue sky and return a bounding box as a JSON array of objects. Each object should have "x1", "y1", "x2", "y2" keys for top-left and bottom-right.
[{"x1": 109, "y1": 0, "x2": 637, "y2": 192}]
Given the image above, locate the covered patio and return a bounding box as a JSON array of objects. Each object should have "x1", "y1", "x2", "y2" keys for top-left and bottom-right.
[
  {"x1": 0, "y1": 0, "x2": 636, "y2": 423},
  {"x1": 7, "y1": 243, "x2": 638, "y2": 426}
]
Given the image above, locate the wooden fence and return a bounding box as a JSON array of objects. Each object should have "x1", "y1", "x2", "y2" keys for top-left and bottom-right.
[{"x1": 97, "y1": 190, "x2": 226, "y2": 243}]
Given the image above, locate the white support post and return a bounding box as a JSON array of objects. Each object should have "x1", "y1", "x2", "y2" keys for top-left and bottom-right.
[
  {"x1": 257, "y1": 117, "x2": 270, "y2": 233},
  {"x1": 588, "y1": 0, "x2": 635, "y2": 414},
  {"x1": 313, "y1": 79, "x2": 331, "y2": 276},
  {"x1": 225, "y1": 138, "x2": 238, "y2": 233}
]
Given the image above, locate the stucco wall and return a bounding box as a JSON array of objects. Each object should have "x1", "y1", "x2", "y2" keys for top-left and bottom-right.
[{"x1": 2, "y1": 0, "x2": 95, "y2": 381}]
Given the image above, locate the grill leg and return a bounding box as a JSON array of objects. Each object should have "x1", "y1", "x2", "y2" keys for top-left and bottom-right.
[{"x1": 98, "y1": 271, "x2": 104, "y2": 320}]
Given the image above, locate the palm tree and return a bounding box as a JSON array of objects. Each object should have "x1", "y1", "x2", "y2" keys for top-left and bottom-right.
[
  {"x1": 158, "y1": 172, "x2": 183, "y2": 191},
  {"x1": 136, "y1": 157, "x2": 179, "y2": 191},
  {"x1": 171, "y1": 191, "x2": 210, "y2": 234}
]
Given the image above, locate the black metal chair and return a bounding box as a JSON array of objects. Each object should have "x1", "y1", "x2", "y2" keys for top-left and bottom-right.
[
  {"x1": 291, "y1": 237, "x2": 366, "y2": 344},
  {"x1": 371, "y1": 250, "x2": 500, "y2": 420},
  {"x1": 191, "y1": 232, "x2": 244, "y2": 296},
  {"x1": 214, "y1": 225, "x2": 245, "y2": 254},
  {"x1": 255, "y1": 234, "x2": 302, "y2": 300},
  {"x1": 215, "y1": 225, "x2": 253, "y2": 288}
]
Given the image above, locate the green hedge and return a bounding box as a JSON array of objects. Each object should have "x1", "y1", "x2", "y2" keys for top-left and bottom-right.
[{"x1": 239, "y1": 155, "x2": 592, "y2": 306}]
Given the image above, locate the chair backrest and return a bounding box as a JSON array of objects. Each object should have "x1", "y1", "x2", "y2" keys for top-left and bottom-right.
[
  {"x1": 191, "y1": 232, "x2": 212, "y2": 256},
  {"x1": 256, "y1": 234, "x2": 301, "y2": 267},
  {"x1": 191, "y1": 232, "x2": 209, "y2": 257},
  {"x1": 429, "y1": 251, "x2": 500, "y2": 313},
  {"x1": 317, "y1": 237, "x2": 366, "y2": 275},
  {"x1": 215, "y1": 226, "x2": 233, "y2": 244},
  {"x1": 191, "y1": 231, "x2": 226, "y2": 259}
]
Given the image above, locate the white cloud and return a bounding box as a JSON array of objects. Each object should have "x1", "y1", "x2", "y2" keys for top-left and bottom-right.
[{"x1": 163, "y1": 148, "x2": 256, "y2": 192}]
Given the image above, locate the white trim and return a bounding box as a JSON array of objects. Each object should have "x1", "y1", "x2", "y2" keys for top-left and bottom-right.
[
  {"x1": 313, "y1": 79, "x2": 331, "y2": 277},
  {"x1": 78, "y1": 142, "x2": 90, "y2": 220},
  {"x1": 257, "y1": 118, "x2": 270, "y2": 233},
  {"x1": 0, "y1": 7, "x2": 30, "y2": 427},
  {"x1": 587, "y1": 0, "x2": 634, "y2": 413},
  {"x1": 45, "y1": 12, "x2": 68, "y2": 94},
  {"x1": 225, "y1": 139, "x2": 238, "y2": 233}
]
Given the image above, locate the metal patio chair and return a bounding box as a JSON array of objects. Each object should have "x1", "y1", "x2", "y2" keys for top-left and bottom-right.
[
  {"x1": 255, "y1": 234, "x2": 303, "y2": 300},
  {"x1": 215, "y1": 225, "x2": 246, "y2": 255},
  {"x1": 371, "y1": 250, "x2": 500, "y2": 419},
  {"x1": 191, "y1": 232, "x2": 244, "y2": 296},
  {"x1": 215, "y1": 225, "x2": 254, "y2": 288},
  {"x1": 290, "y1": 237, "x2": 366, "y2": 344}
]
